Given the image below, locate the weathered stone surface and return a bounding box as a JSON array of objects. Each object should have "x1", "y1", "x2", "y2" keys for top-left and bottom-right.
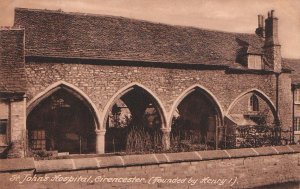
[
  {"x1": 254, "y1": 146, "x2": 277, "y2": 155},
  {"x1": 226, "y1": 148, "x2": 258, "y2": 158},
  {"x1": 197, "y1": 150, "x2": 229, "y2": 160},
  {"x1": 274, "y1": 145, "x2": 294, "y2": 154},
  {"x1": 289, "y1": 145, "x2": 300, "y2": 152},
  {"x1": 96, "y1": 156, "x2": 124, "y2": 168},
  {"x1": 122, "y1": 154, "x2": 157, "y2": 166},
  {"x1": 0, "y1": 158, "x2": 34, "y2": 172},
  {"x1": 35, "y1": 159, "x2": 74, "y2": 172},
  {"x1": 21, "y1": 146, "x2": 299, "y2": 173},
  {"x1": 73, "y1": 158, "x2": 98, "y2": 170},
  {"x1": 165, "y1": 152, "x2": 201, "y2": 162},
  {"x1": 153, "y1": 153, "x2": 169, "y2": 163}
]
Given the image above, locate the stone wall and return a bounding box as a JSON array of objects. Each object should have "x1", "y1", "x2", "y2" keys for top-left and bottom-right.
[
  {"x1": 25, "y1": 61, "x2": 292, "y2": 130},
  {"x1": 278, "y1": 73, "x2": 293, "y2": 129},
  {"x1": 0, "y1": 145, "x2": 299, "y2": 189},
  {"x1": 229, "y1": 93, "x2": 275, "y2": 125}
]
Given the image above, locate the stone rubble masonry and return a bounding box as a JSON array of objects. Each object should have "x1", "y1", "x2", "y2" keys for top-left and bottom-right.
[
  {"x1": 25, "y1": 61, "x2": 293, "y2": 129},
  {"x1": 0, "y1": 146, "x2": 299, "y2": 189}
]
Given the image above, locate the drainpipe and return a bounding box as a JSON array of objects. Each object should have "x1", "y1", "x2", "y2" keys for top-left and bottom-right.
[
  {"x1": 292, "y1": 85, "x2": 295, "y2": 144},
  {"x1": 275, "y1": 73, "x2": 280, "y2": 144}
]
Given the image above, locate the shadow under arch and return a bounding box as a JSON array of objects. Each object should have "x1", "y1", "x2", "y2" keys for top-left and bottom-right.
[
  {"x1": 168, "y1": 84, "x2": 225, "y2": 128},
  {"x1": 102, "y1": 82, "x2": 168, "y2": 130},
  {"x1": 168, "y1": 84, "x2": 225, "y2": 150},
  {"x1": 27, "y1": 81, "x2": 101, "y2": 130},
  {"x1": 226, "y1": 88, "x2": 278, "y2": 121}
]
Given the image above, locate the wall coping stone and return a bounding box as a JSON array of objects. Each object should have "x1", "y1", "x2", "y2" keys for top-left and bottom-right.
[
  {"x1": 0, "y1": 145, "x2": 299, "y2": 173},
  {"x1": 0, "y1": 158, "x2": 34, "y2": 172}
]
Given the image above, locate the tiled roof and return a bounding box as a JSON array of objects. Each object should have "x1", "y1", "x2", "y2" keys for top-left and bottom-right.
[
  {"x1": 14, "y1": 8, "x2": 264, "y2": 67},
  {"x1": 284, "y1": 58, "x2": 300, "y2": 84},
  {"x1": 0, "y1": 29, "x2": 26, "y2": 94}
]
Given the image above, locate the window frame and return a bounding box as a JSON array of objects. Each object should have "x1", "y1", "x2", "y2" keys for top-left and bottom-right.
[
  {"x1": 30, "y1": 129, "x2": 46, "y2": 150},
  {"x1": 0, "y1": 119, "x2": 8, "y2": 135},
  {"x1": 249, "y1": 94, "x2": 259, "y2": 112},
  {"x1": 294, "y1": 117, "x2": 300, "y2": 131},
  {"x1": 295, "y1": 89, "x2": 300, "y2": 103},
  {"x1": 0, "y1": 119, "x2": 8, "y2": 145}
]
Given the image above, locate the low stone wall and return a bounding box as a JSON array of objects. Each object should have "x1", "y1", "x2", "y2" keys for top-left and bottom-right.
[{"x1": 0, "y1": 145, "x2": 299, "y2": 189}]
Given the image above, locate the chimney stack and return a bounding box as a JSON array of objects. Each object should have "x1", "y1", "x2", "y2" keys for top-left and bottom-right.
[
  {"x1": 255, "y1": 14, "x2": 265, "y2": 37},
  {"x1": 263, "y1": 10, "x2": 281, "y2": 73},
  {"x1": 265, "y1": 10, "x2": 280, "y2": 46}
]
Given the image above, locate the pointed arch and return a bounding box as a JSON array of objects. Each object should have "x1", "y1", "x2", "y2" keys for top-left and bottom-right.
[
  {"x1": 27, "y1": 81, "x2": 101, "y2": 130},
  {"x1": 226, "y1": 88, "x2": 278, "y2": 120},
  {"x1": 102, "y1": 82, "x2": 167, "y2": 129},
  {"x1": 168, "y1": 84, "x2": 225, "y2": 128}
]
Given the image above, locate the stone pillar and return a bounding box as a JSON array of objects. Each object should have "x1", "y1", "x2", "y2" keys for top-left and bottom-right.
[
  {"x1": 161, "y1": 128, "x2": 171, "y2": 150},
  {"x1": 95, "y1": 130, "x2": 106, "y2": 154},
  {"x1": 8, "y1": 95, "x2": 27, "y2": 158}
]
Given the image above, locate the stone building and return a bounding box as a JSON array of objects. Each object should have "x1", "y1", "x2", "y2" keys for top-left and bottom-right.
[
  {"x1": 286, "y1": 59, "x2": 300, "y2": 143},
  {"x1": 0, "y1": 8, "x2": 293, "y2": 158}
]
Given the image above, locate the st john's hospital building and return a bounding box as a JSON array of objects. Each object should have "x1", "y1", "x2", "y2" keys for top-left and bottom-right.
[{"x1": 0, "y1": 8, "x2": 299, "y2": 158}]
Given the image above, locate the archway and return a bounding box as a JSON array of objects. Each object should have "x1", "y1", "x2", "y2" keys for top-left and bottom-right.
[
  {"x1": 226, "y1": 89, "x2": 278, "y2": 126},
  {"x1": 170, "y1": 85, "x2": 223, "y2": 151},
  {"x1": 104, "y1": 84, "x2": 166, "y2": 153},
  {"x1": 27, "y1": 83, "x2": 100, "y2": 154},
  {"x1": 225, "y1": 89, "x2": 278, "y2": 148}
]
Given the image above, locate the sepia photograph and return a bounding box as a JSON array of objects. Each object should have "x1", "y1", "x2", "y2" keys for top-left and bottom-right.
[{"x1": 0, "y1": 0, "x2": 299, "y2": 188}]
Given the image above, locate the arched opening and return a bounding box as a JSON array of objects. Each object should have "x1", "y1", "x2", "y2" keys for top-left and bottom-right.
[
  {"x1": 225, "y1": 90, "x2": 278, "y2": 148},
  {"x1": 226, "y1": 91, "x2": 276, "y2": 127},
  {"x1": 104, "y1": 85, "x2": 165, "y2": 153},
  {"x1": 27, "y1": 86, "x2": 98, "y2": 154},
  {"x1": 170, "y1": 87, "x2": 223, "y2": 151}
]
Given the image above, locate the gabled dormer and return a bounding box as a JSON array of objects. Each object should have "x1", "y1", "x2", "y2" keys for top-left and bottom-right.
[
  {"x1": 246, "y1": 46, "x2": 264, "y2": 70},
  {"x1": 239, "y1": 45, "x2": 264, "y2": 70}
]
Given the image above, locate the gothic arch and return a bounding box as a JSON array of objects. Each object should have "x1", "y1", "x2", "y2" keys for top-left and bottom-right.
[
  {"x1": 226, "y1": 88, "x2": 278, "y2": 120},
  {"x1": 168, "y1": 84, "x2": 225, "y2": 128},
  {"x1": 102, "y1": 82, "x2": 167, "y2": 130},
  {"x1": 27, "y1": 81, "x2": 101, "y2": 130}
]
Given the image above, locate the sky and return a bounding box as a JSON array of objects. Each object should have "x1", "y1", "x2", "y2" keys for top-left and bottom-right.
[{"x1": 0, "y1": 0, "x2": 299, "y2": 59}]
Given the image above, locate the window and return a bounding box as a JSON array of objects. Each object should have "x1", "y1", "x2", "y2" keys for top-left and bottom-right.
[
  {"x1": 294, "y1": 117, "x2": 300, "y2": 131},
  {"x1": 0, "y1": 119, "x2": 7, "y2": 144},
  {"x1": 295, "y1": 89, "x2": 300, "y2": 103},
  {"x1": 30, "y1": 130, "x2": 46, "y2": 150},
  {"x1": 0, "y1": 119, "x2": 7, "y2": 135},
  {"x1": 249, "y1": 95, "x2": 259, "y2": 111},
  {"x1": 248, "y1": 55, "x2": 263, "y2": 70}
]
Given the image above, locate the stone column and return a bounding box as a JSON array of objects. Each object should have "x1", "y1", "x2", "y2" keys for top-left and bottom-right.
[
  {"x1": 8, "y1": 95, "x2": 27, "y2": 158},
  {"x1": 161, "y1": 128, "x2": 171, "y2": 150},
  {"x1": 95, "y1": 130, "x2": 106, "y2": 154}
]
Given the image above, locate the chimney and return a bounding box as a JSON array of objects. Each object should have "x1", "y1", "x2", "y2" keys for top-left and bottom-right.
[
  {"x1": 264, "y1": 10, "x2": 281, "y2": 73},
  {"x1": 255, "y1": 14, "x2": 265, "y2": 37}
]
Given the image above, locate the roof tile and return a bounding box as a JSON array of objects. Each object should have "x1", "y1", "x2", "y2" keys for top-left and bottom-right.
[{"x1": 14, "y1": 8, "x2": 264, "y2": 66}]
